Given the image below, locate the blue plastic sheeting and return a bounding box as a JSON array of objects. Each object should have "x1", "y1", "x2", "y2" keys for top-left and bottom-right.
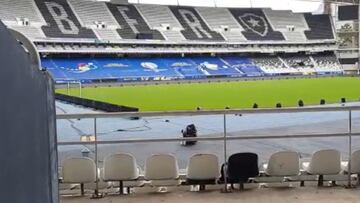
[
  {"x1": 42, "y1": 56, "x2": 260, "y2": 83},
  {"x1": 191, "y1": 56, "x2": 244, "y2": 77},
  {"x1": 221, "y1": 56, "x2": 264, "y2": 77},
  {"x1": 161, "y1": 57, "x2": 205, "y2": 79}
]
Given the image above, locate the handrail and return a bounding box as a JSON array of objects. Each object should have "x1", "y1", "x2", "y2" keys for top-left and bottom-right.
[
  {"x1": 57, "y1": 132, "x2": 360, "y2": 146},
  {"x1": 57, "y1": 105, "x2": 360, "y2": 119}
]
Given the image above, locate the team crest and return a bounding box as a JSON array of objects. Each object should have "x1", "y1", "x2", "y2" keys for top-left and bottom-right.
[{"x1": 238, "y1": 13, "x2": 268, "y2": 37}]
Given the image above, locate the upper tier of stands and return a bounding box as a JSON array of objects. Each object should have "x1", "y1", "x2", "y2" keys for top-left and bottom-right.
[
  {"x1": 1, "y1": 0, "x2": 335, "y2": 44},
  {"x1": 42, "y1": 53, "x2": 342, "y2": 83}
]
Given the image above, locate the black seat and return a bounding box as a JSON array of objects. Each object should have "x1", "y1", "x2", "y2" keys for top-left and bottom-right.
[{"x1": 220, "y1": 153, "x2": 259, "y2": 190}]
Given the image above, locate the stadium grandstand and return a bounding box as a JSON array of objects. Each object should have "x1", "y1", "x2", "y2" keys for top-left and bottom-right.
[
  {"x1": 0, "y1": 0, "x2": 346, "y2": 83},
  {"x1": 2, "y1": 0, "x2": 360, "y2": 203}
]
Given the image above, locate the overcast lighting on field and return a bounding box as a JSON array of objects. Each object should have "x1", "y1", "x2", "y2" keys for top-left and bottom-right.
[{"x1": 126, "y1": 0, "x2": 324, "y2": 13}]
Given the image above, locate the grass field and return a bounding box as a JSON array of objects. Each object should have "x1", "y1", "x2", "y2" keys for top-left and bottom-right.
[{"x1": 57, "y1": 77, "x2": 360, "y2": 111}]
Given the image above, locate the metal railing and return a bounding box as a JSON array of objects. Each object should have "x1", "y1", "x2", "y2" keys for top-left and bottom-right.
[{"x1": 57, "y1": 106, "x2": 360, "y2": 195}]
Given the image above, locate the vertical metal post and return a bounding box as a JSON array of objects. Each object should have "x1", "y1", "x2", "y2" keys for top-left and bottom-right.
[
  {"x1": 66, "y1": 82, "x2": 70, "y2": 95},
  {"x1": 94, "y1": 118, "x2": 99, "y2": 196},
  {"x1": 79, "y1": 82, "x2": 82, "y2": 98},
  {"x1": 223, "y1": 114, "x2": 229, "y2": 192},
  {"x1": 347, "y1": 110, "x2": 353, "y2": 187}
]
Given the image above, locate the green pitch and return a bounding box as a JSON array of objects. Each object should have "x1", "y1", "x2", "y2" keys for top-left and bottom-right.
[{"x1": 58, "y1": 77, "x2": 360, "y2": 111}]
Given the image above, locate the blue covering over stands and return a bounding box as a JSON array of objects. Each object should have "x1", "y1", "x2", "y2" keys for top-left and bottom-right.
[
  {"x1": 161, "y1": 57, "x2": 205, "y2": 79},
  {"x1": 191, "y1": 57, "x2": 244, "y2": 77},
  {"x1": 43, "y1": 58, "x2": 180, "y2": 82},
  {"x1": 221, "y1": 56, "x2": 264, "y2": 77},
  {"x1": 42, "y1": 54, "x2": 342, "y2": 83},
  {"x1": 42, "y1": 56, "x2": 262, "y2": 83}
]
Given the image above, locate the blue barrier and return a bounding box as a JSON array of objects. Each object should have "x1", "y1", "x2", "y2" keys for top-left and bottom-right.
[{"x1": 42, "y1": 56, "x2": 265, "y2": 83}]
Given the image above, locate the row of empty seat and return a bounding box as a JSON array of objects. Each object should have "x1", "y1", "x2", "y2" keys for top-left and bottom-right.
[
  {"x1": 0, "y1": 0, "x2": 45, "y2": 24},
  {"x1": 59, "y1": 149, "x2": 360, "y2": 196},
  {"x1": 1, "y1": 0, "x2": 335, "y2": 43},
  {"x1": 254, "y1": 54, "x2": 342, "y2": 75}
]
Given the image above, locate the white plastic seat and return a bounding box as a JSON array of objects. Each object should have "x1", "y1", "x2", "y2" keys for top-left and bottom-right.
[
  {"x1": 145, "y1": 154, "x2": 180, "y2": 187},
  {"x1": 342, "y1": 150, "x2": 360, "y2": 174},
  {"x1": 349, "y1": 150, "x2": 360, "y2": 174},
  {"x1": 103, "y1": 153, "x2": 139, "y2": 181},
  {"x1": 305, "y1": 149, "x2": 341, "y2": 175},
  {"x1": 266, "y1": 151, "x2": 300, "y2": 176},
  {"x1": 256, "y1": 151, "x2": 300, "y2": 187},
  {"x1": 58, "y1": 166, "x2": 79, "y2": 192},
  {"x1": 103, "y1": 153, "x2": 143, "y2": 194},
  {"x1": 186, "y1": 154, "x2": 219, "y2": 190},
  {"x1": 62, "y1": 157, "x2": 97, "y2": 183},
  {"x1": 302, "y1": 149, "x2": 341, "y2": 186},
  {"x1": 62, "y1": 157, "x2": 96, "y2": 195}
]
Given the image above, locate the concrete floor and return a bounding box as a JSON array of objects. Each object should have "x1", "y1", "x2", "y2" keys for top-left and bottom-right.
[{"x1": 60, "y1": 186, "x2": 360, "y2": 203}]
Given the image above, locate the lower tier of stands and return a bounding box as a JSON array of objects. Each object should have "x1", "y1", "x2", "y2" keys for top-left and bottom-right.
[
  {"x1": 42, "y1": 54, "x2": 343, "y2": 83},
  {"x1": 59, "y1": 149, "x2": 359, "y2": 196}
]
